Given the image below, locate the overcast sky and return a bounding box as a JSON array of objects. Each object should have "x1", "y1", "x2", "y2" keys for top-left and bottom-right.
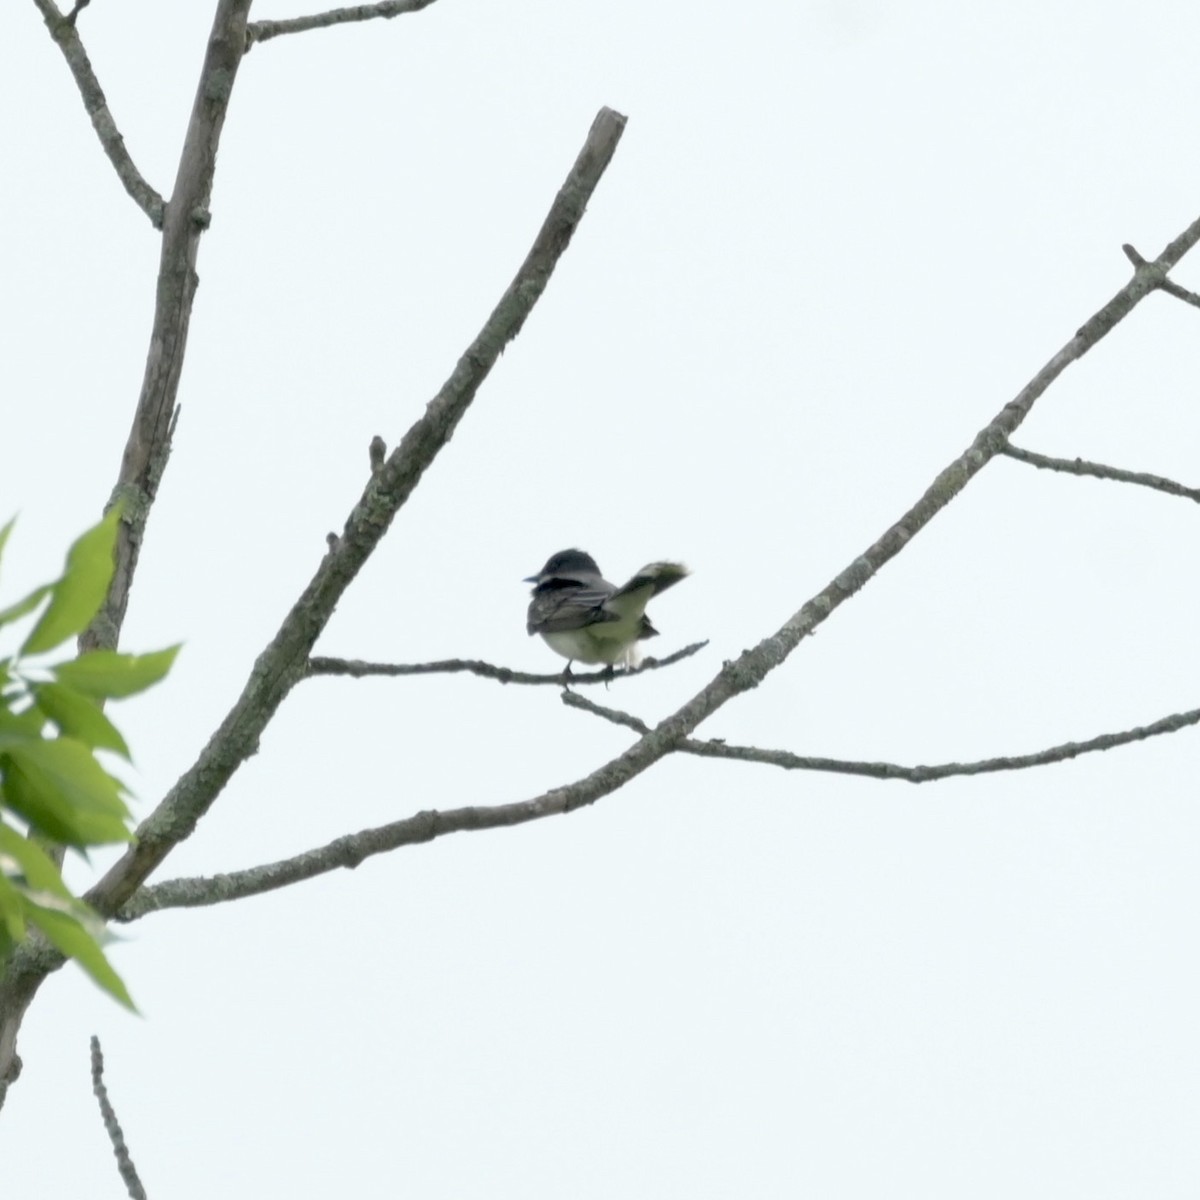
[{"x1": 5, "y1": 0, "x2": 1200, "y2": 1196}]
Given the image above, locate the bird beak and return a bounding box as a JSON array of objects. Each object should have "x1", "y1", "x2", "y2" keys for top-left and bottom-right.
[{"x1": 523, "y1": 574, "x2": 539, "y2": 584}]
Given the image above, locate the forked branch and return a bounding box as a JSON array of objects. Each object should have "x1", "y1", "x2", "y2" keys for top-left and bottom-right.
[
  {"x1": 0, "y1": 102, "x2": 629, "y2": 1091},
  {"x1": 113, "y1": 698, "x2": 1200, "y2": 920},
  {"x1": 86, "y1": 106, "x2": 630, "y2": 918},
  {"x1": 30, "y1": 0, "x2": 164, "y2": 224},
  {"x1": 562, "y1": 691, "x2": 1200, "y2": 782},
  {"x1": 79, "y1": 0, "x2": 254, "y2": 656},
  {"x1": 110, "y1": 225, "x2": 1200, "y2": 923}
]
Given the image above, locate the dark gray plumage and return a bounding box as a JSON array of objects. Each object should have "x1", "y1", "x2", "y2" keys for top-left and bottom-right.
[{"x1": 525, "y1": 549, "x2": 688, "y2": 666}]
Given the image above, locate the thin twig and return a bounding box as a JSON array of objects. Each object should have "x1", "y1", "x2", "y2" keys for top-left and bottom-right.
[
  {"x1": 562, "y1": 691, "x2": 1200, "y2": 782},
  {"x1": 246, "y1": 0, "x2": 439, "y2": 48},
  {"x1": 90, "y1": 1036, "x2": 147, "y2": 1200},
  {"x1": 30, "y1": 0, "x2": 164, "y2": 224},
  {"x1": 1002, "y1": 444, "x2": 1200, "y2": 503},
  {"x1": 561, "y1": 692, "x2": 650, "y2": 732},
  {"x1": 306, "y1": 641, "x2": 709, "y2": 686},
  {"x1": 1161, "y1": 277, "x2": 1200, "y2": 308}
]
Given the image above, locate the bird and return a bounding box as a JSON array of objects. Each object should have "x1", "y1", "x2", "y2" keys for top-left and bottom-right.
[{"x1": 525, "y1": 548, "x2": 688, "y2": 670}]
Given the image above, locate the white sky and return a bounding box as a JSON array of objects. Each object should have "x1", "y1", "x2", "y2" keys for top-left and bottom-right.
[{"x1": 4, "y1": 0, "x2": 1200, "y2": 1196}]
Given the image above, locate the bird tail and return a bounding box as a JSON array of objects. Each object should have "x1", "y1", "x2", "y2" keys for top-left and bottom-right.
[
  {"x1": 604, "y1": 562, "x2": 689, "y2": 627},
  {"x1": 613, "y1": 561, "x2": 689, "y2": 600}
]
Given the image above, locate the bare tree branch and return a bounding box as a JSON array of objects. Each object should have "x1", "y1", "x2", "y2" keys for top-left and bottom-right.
[
  {"x1": 90, "y1": 1036, "x2": 147, "y2": 1200},
  {"x1": 245, "y1": 0, "x2": 438, "y2": 49},
  {"x1": 79, "y1": 0, "x2": 253, "y2": 656},
  {"x1": 116, "y1": 695, "x2": 1200, "y2": 922},
  {"x1": 1002, "y1": 444, "x2": 1200, "y2": 503},
  {"x1": 30, "y1": 0, "x2": 164, "y2": 225},
  {"x1": 4, "y1": 217, "x2": 1196, "y2": 1072},
  {"x1": 84, "y1": 106, "x2": 628, "y2": 921},
  {"x1": 103, "y1": 222, "x2": 1200, "y2": 924},
  {"x1": 562, "y1": 691, "x2": 1200, "y2": 782},
  {"x1": 0, "y1": 100, "x2": 629, "y2": 1099},
  {"x1": 306, "y1": 640, "x2": 710, "y2": 686},
  {"x1": 116, "y1": 795, "x2": 598, "y2": 921}
]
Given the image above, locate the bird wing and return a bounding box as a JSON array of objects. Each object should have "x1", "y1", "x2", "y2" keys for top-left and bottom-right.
[
  {"x1": 527, "y1": 562, "x2": 686, "y2": 637},
  {"x1": 526, "y1": 580, "x2": 620, "y2": 635}
]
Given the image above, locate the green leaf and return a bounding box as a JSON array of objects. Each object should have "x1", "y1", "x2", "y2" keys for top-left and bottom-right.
[
  {"x1": 0, "y1": 703, "x2": 49, "y2": 743},
  {"x1": 22, "y1": 508, "x2": 121, "y2": 656},
  {"x1": 0, "y1": 920, "x2": 17, "y2": 969},
  {"x1": 0, "y1": 584, "x2": 52, "y2": 632},
  {"x1": 53, "y1": 645, "x2": 180, "y2": 700},
  {"x1": 0, "y1": 822, "x2": 73, "y2": 898},
  {"x1": 0, "y1": 872, "x2": 27, "y2": 942},
  {"x1": 26, "y1": 900, "x2": 135, "y2": 1009},
  {"x1": 2, "y1": 740, "x2": 131, "y2": 847},
  {"x1": 32, "y1": 683, "x2": 131, "y2": 759},
  {"x1": 0, "y1": 516, "x2": 14, "y2": 571}
]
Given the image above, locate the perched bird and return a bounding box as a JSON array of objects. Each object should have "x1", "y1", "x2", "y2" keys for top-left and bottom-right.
[{"x1": 525, "y1": 548, "x2": 689, "y2": 669}]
